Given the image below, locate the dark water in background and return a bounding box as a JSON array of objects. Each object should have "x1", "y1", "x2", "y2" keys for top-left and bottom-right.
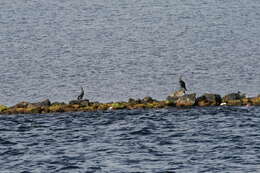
[
  {"x1": 1, "y1": 107, "x2": 260, "y2": 172},
  {"x1": 0, "y1": 0, "x2": 259, "y2": 105},
  {"x1": 0, "y1": 1, "x2": 260, "y2": 172}
]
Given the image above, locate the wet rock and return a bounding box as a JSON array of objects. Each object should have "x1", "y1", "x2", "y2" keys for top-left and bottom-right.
[
  {"x1": 128, "y1": 103, "x2": 146, "y2": 109},
  {"x1": 170, "y1": 89, "x2": 185, "y2": 98},
  {"x1": 166, "y1": 96, "x2": 178, "y2": 105},
  {"x1": 251, "y1": 96, "x2": 260, "y2": 105},
  {"x1": 128, "y1": 98, "x2": 136, "y2": 104},
  {"x1": 142, "y1": 96, "x2": 154, "y2": 103},
  {"x1": 69, "y1": 99, "x2": 90, "y2": 106},
  {"x1": 226, "y1": 99, "x2": 243, "y2": 106},
  {"x1": 128, "y1": 98, "x2": 144, "y2": 105},
  {"x1": 196, "y1": 93, "x2": 222, "y2": 106},
  {"x1": 48, "y1": 105, "x2": 66, "y2": 112},
  {"x1": 13, "y1": 101, "x2": 30, "y2": 108},
  {"x1": 128, "y1": 98, "x2": 142, "y2": 104},
  {"x1": 241, "y1": 98, "x2": 251, "y2": 105},
  {"x1": 111, "y1": 102, "x2": 127, "y2": 109},
  {"x1": 176, "y1": 93, "x2": 196, "y2": 107},
  {"x1": 164, "y1": 100, "x2": 175, "y2": 106},
  {"x1": 25, "y1": 107, "x2": 43, "y2": 114},
  {"x1": 223, "y1": 92, "x2": 245, "y2": 102},
  {"x1": 166, "y1": 90, "x2": 186, "y2": 106},
  {"x1": 30, "y1": 99, "x2": 51, "y2": 107},
  {"x1": 222, "y1": 92, "x2": 246, "y2": 106},
  {"x1": 97, "y1": 103, "x2": 111, "y2": 110},
  {"x1": 146, "y1": 101, "x2": 167, "y2": 109},
  {"x1": 0, "y1": 105, "x2": 8, "y2": 112},
  {"x1": 51, "y1": 102, "x2": 66, "y2": 106}
]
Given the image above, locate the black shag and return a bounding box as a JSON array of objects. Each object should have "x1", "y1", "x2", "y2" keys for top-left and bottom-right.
[
  {"x1": 77, "y1": 87, "x2": 84, "y2": 100},
  {"x1": 179, "y1": 76, "x2": 187, "y2": 91}
]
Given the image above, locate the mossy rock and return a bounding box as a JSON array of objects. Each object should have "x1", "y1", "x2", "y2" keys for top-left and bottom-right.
[
  {"x1": 165, "y1": 100, "x2": 175, "y2": 106},
  {"x1": 24, "y1": 107, "x2": 42, "y2": 114},
  {"x1": 111, "y1": 103, "x2": 126, "y2": 109},
  {"x1": 196, "y1": 94, "x2": 222, "y2": 106},
  {"x1": 98, "y1": 104, "x2": 111, "y2": 110},
  {"x1": 0, "y1": 105, "x2": 8, "y2": 112},
  {"x1": 241, "y1": 98, "x2": 251, "y2": 105},
  {"x1": 251, "y1": 96, "x2": 260, "y2": 105},
  {"x1": 226, "y1": 100, "x2": 243, "y2": 106},
  {"x1": 127, "y1": 103, "x2": 146, "y2": 109},
  {"x1": 51, "y1": 102, "x2": 66, "y2": 106},
  {"x1": 48, "y1": 105, "x2": 65, "y2": 112},
  {"x1": 147, "y1": 101, "x2": 167, "y2": 109},
  {"x1": 176, "y1": 93, "x2": 196, "y2": 107}
]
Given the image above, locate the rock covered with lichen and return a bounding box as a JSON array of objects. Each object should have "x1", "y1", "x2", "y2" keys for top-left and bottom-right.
[
  {"x1": 196, "y1": 93, "x2": 222, "y2": 106},
  {"x1": 0, "y1": 92, "x2": 260, "y2": 115},
  {"x1": 176, "y1": 93, "x2": 196, "y2": 107}
]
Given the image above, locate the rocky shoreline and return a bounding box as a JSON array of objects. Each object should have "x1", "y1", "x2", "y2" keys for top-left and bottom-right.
[{"x1": 0, "y1": 91, "x2": 259, "y2": 115}]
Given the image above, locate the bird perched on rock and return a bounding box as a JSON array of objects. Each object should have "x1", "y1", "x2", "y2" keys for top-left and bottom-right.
[
  {"x1": 179, "y1": 76, "x2": 187, "y2": 91},
  {"x1": 77, "y1": 87, "x2": 84, "y2": 100}
]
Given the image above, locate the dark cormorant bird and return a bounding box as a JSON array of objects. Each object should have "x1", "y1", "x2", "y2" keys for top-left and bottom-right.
[
  {"x1": 179, "y1": 76, "x2": 187, "y2": 91},
  {"x1": 77, "y1": 87, "x2": 84, "y2": 100}
]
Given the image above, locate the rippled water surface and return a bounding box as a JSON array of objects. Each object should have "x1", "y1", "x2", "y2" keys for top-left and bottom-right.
[
  {"x1": 0, "y1": 0, "x2": 260, "y2": 172},
  {"x1": 1, "y1": 107, "x2": 260, "y2": 172},
  {"x1": 0, "y1": 0, "x2": 260, "y2": 105}
]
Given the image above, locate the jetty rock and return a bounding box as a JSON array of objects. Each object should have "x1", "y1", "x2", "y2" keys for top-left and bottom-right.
[
  {"x1": 166, "y1": 90, "x2": 186, "y2": 105},
  {"x1": 251, "y1": 96, "x2": 260, "y2": 106},
  {"x1": 176, "y1": 93, "x2": 196, "y2": 107},
  {"x1": 69, "y1": 99, "x2": 90, "y2": 106},
  {"x1": 222, "y1": 92, "x2": 246, "y2": 106},
  {"x1": 0, "y1": 92, "x2": 260, "y2": 115},
  {"x1": 13, "y1": 99, "x2": 51, "y2": 108},
  {"x1": 170, "y1": 89, "x2": 185, "y2": 98},
  {"x1": 223, "y1": 92, "x2": 245, "y2": 102},
  {"x1": 0, "y1": 105, "x2": 8, "y2": 112},
  {"x1": 142, "y1": 96, "x2": 155, "y2": 103},
  {"x1": 196, "y1": 93, "x2": 222, "y2": 106}
]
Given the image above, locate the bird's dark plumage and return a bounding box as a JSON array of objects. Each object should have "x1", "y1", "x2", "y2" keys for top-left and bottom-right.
[
  {"x1": 77, "y1": 87, "x2": 84, "y2": 100},
  {"x1": 179, "y1": 77, "x2": 187, "y2": 91}
]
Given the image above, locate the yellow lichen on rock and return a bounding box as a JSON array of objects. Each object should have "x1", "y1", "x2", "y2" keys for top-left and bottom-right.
[
  {"x1": 48, "y1": 105, "x2": 65, "y2": 112},
  {"x1": 226, "y1": 100, "x2": 242, "y2": 106},
  {"x1": 0, "y1": 105, "x2": 8, "y2": 112},
  {"x1": 251, "y1": 96, "x2": 260, "y2": 105},
  {"x1": 111, "y1": 102, "x2": 127, "y2": 109}
]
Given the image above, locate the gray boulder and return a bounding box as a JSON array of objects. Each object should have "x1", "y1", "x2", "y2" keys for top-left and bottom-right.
[
  {"x1": 69, "y1": 99, "x2": 90, "y2": 106},
  {"x1": 223, "y1": 92, "x2": 245, "y2": 102},
  {"x1": 176, "y1": 93, "x2": 196, "y2": 107},
  {"x1": 196, "y1": 94, "x2": 222, "y2": 106}
]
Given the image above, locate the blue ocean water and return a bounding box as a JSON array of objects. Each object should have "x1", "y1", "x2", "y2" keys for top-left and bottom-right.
[
  {"x1": 1, "y1": 107, "x2": 260, "y2": 172},
  {"x1": 0, "y1": 0, "x2": 260, "y2": 172},
  {"x1": 0, "y1": 0, "x2": 259, "y2": 105}
]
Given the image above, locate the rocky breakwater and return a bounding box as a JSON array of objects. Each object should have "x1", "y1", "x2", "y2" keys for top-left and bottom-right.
[{"x1": 0, "y1": 91, "x2": 260, "y2": 115}]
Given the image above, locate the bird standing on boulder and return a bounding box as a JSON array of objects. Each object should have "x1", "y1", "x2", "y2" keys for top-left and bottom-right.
[
  {"x1": 77, "y1": 87, "x2": 84, "y2": 100},
  {"x1": 179, "y1": 76, "x2": 187, "y2": 91}
]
